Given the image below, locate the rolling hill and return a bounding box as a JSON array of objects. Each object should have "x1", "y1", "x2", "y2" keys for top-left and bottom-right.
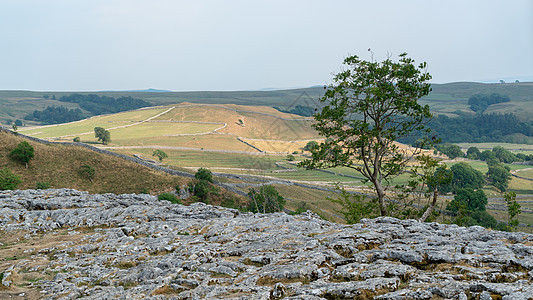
[{"x1": 2, "y1": 82, "x2": 533, "y2": 126}]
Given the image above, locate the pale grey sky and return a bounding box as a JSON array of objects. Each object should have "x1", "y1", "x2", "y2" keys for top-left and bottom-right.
[{"x1": 0, "y1": 0, "x2": 531, "y2": 91}]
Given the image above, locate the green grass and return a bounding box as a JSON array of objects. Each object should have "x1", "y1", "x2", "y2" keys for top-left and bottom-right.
[
  {"x1": 19, "y1": 108, "x2": 169, "y2": 138},
  {"x1": 113, "y1": 148, "x2": 283, "y2": 170}
]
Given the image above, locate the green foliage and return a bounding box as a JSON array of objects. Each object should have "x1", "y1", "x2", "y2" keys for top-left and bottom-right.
[
  {"x1": 288, "y1": 201, "x2": 311, "y2": 215},
  {"x1": 195, "y1": 168, "x2": 213, "y2": 183},
  {"x1": 504, "y1": 191, "x2": 521, "y2": 231},
  {"x1": 435, "y1": 143, "x2": 464, "y2": 159},
  {"x1": 73, "y1": 137, "x2": 81, "y2": 143},
  {"x1": 440, "y1": 162, "x2": 485, "y2": 193},
  {"x1": 78, "y1": 165, "x2": 95, "y2": 183},
  {"x1": 59, "y1": 94, "x2": 151, "y2": 116},
  {"x1": 424, "y1": 112, "x2": 533, "y2": 144},
  {"x1": 486, "y1": 163, "x2": 511, "y2": 192},
  {"x1": 24, "y1": 105, "x2": 84, "y2": 124},
  {"x1": 9, "y1": 141, "x2": 35, "y2": 168},
  {"x1": 192, "y1": 180, "x2": 210, "y2": 202},
  {"x1": 468, "y1": 93, "x2": 510, "y2": 113},
  {"x1": 0, "y1": 168, "x2": 22, "y2": 190},
  {"x1": 492, "y1": 146, "x2": 518, "y2": 163},
  {"x1": 466, "y1": 146, "x2": 481, "y2": 160},
  {"x1": 300, "y1": 52, "x2": 433, "y2": 216},
  {"x1": 35, "y1": 182, "x2": 51, "y2": 189},
  {"x1": 152, "y1": 149, "x2": 168, "y2": 162},
  {"x1": 247, "y1": 185, "x2": 285, "y2": 213},
  {"x1": 94, "y1": 127, "x2": 111, "y2": 145},
  {"x1": 188, "y1": 178, "x2": 218, "y2": 203},
  {"x1": 286, "y1": 154, "x2": 295, "y2": 161},
  {"x1": 11, "y1": 124, "x2": 17, "y2": 132},
  {"x1": 303, "y1": 141, "x2": 319, "y2": 152},
  {"x1": 448, "y1": 188, "x2": 487, "y2": 212},
  {"x1": 329, "y1": 187, "x2": 380, "y2": 224},
  {"x1": 405, "y1": 155, "x2": 452, "y2": 222},
  {"x1": 158, "y1": 192, "x2": 181, "y2": 204},
  {"x1": 464, "y1": 210, "x2": 507, "y2": 230},
  {"x1": 14, "y1": 119, "x2": 22, "y2": 127},
  {"x1": 220, "y1": 195, "x2": 245, "y2": 210}
]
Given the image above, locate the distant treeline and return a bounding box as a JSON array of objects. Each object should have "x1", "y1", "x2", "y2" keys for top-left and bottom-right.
[
  {"x1": 428, "y1": 112, "x2": 533, "y2": 143},
  {"x1": 468, "y1": 93, "x2": 510, "y2": 113},
  {"x1": 400, "y1": 93, "x2": 533, "y2": 145},
  {"x1": 25, "y1": 94, "x2": 152, "y2": 124},
  {"x1": 24, "y1": 106, "x2": 84, "y2": 124},
  {"x1": 59, "y1": 94, "x2": 151, "y2": 115}
]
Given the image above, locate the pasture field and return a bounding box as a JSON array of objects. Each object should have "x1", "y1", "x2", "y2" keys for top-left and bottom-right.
[
  {"x1": 19, "y1": 107, "x2": 170, "y2": 138},
  {"x1": 457, "y1": 142, "x2": 533, "y2": 153},
  {"x1": 112, "y1": 148, "x2": 282, "y2": 170},
  {"x1": 240, "y1": 139, "x2": 321, "y2": 154}
]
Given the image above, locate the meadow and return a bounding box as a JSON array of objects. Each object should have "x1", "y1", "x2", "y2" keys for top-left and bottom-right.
[{"x1": 7, "y1": 102, "x2": 533, "y2": 230}]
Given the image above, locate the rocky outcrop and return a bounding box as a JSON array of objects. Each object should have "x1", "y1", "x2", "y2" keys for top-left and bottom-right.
[{"x1": 0, "y1": 189, "x2": 532, "y2": 299}]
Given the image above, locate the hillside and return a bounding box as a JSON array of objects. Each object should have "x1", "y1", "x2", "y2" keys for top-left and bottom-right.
[
  {"x1": 1, "y1": 189, "x2": 532, "y2": 299},
  {"x1": 18, "y1": 103, "x2": 320, "y2": 154},
  {"x1": 3, "y1": 82, "x2": 533, "y2": 125},
  {"x1": 0, "y1": 130, "x2": 185, "y2": 194}
]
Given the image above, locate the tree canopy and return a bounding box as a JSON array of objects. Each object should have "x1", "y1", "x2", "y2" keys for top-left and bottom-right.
[
  {"x1": 9, "y1": 141, "x2": 35, "y2": 168},
  {"x1": 94, "y1": 127, "x2": 111, "y2": 145},
  {"x1": 487, "y1": 163, "x2": 512, "y2": 192},
  {"x1": 440, "y1": 162, "x2": 485, "y2": 193},
  {"x1": 300, "y1": 52, "x2": 433, "y2": 216}
]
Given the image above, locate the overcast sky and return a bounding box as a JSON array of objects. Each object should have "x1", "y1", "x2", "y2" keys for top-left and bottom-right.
[{"x1": 0, "y1": 0, "x2": 531, "y2": 91}]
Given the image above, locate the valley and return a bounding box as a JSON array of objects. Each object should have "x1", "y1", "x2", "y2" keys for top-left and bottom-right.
[{"x1": 4, "y1": 99, "x2": 533, "y2": 231}]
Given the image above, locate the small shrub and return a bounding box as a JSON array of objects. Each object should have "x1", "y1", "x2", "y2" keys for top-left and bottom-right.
[
  {"x1": 36, "y1": 182, "x2": 51, "y2": 189},
  {"x1": 0, "y1": 168, "x2": 22, "y2": 190},
  {"x1": 158, "y1": 193, "x2": 181, "y2": 204},
  {"x1": 73, "y1": 137, "x2": 81, "y2": 143},
  {"x1": 247, "y1": 185, "x2": 285, "y2": 213},
  {"x1": 78, "y1": 165, "x2": 95, "y2": 183},
  {"x1": 286, "y1": 154, "x2": 295, "y2": 161},
  {"x1": 195, "y1": 168, "x2": 213, "y2": 183}
]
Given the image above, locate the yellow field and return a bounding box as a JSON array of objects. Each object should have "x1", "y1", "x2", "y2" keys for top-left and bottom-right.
[{"x1": 19, "y1": 107, "x2": 170, "y2": 138}]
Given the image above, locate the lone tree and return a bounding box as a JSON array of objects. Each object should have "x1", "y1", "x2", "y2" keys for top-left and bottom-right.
[
  {"x1": 300, "y1": 52, "x2": 433, "y2": 216},
  {"x1": 152, "y1": 149, "x2": 168, "y2": 162},
  {"x1": 94, "y1": 127, "x2": 111, "y2": 145},
  {"x1": 9, "y1": 141, "x2": 35, "y2": 168}
]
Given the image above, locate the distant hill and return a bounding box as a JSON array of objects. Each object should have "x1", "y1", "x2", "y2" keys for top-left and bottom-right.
[
  {"x1": 2, "y1": 82, "x2": 533, "y2": 126},
  {"x1": 115, "y1": 88, "x2": 173, "y2": 93}
]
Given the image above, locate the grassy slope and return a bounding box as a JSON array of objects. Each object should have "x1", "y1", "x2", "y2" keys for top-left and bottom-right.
[
  {"x1": 18, "y1": 103, "x2": 320, "y2": 152},
  {"x1": 0, "y1": 131, "x2": 187, "y2": 194}
]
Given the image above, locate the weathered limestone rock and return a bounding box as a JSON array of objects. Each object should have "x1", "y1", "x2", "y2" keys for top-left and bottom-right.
[{"x1": 0, "y1": 189, "x2": 532, "y2": 299}]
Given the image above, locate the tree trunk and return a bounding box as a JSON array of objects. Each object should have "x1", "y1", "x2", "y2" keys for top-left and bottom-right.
[
  {"x1": 374, "y1": 180, "x2": 388, "y2": 216},
  {"x1": 419, "y1": 188, "x2": 438, "y2": 222}
]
